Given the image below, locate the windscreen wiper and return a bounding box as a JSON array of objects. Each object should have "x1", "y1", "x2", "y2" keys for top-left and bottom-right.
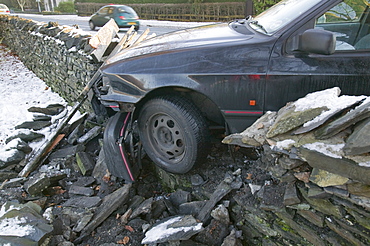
[{"x1": 249, "y1": 20, "x2": 268, "y2": 34}]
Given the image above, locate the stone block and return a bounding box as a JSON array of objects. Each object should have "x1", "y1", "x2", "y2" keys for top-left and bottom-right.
[
  {"x1": 283, "y1": 182, "x2": 301, "y2": 206},
  {"x1": 69, "y1": 185, "x2": 94, "y2": 196},
  {"x1": 142, "y1": 215, "x2": 203, "y2": 244},
  {"x1": 315, "y1": 99, "x2": 370, "y2": 140},
  {"x1": 15, "y1": 120, "x2": 51, "y2": 131},
  {"x1": 307, "y1": 184, "x2": 330, "y2": 199},
  {"x1": 73, "y1": 176, "x2": 96, "y2": 187},
  {"x1": 76, "y1": 152, "x2": 95, "y2": 175},
  {"x1": 243, "y1": 213, "x2": 277, "y2": 237},
  {"x1": 297, "y1": 210, "x2": 324, "y2": 227},
  {"x1": 77, "y1": 126, "x2": 101, "y2": 144},
  {"x1": 0, "y1": 149, "x2": 25, "y2": 169},
  {"x1": 179, "y1": 201, "x2": 207, "y2": 217},
  {"x1": 343, "y1": 117, "x2": 370, "y2": 155},
  {"x1": 168, "y1": 189, "x2": 191, "y2": 207},
  {"x1": 24, "y1": 173, "x2": 51, "y2": 196},
  {"x1": 348, "y1": 183, "x2": 370, "y2": 198},
  {"x1": 310, "y1": 168, "x2": 349, "y2": 187},
  {"x1": 300, "y1": 147, "x2": 370, "y2": 185},
  {"x1": 299, "y1": 186, "x2": 343, "y2": 219},
  {"x1": 267, "y1": 106, "x2": 327, "y2": 138},
  {"x1": 62, "y1": 196, "x2": 101, "y2": 208},
  {"x1": 49, "y1": 144, "x2": 85, "y2": 160},
  {"x1": 28, "y1": 103, "x2": 65, "y2": 115}
]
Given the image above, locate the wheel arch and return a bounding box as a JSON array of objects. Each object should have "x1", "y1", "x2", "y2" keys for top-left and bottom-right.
[{"x1": 134, "y1": 86, "x2": 225, "y2": 130}]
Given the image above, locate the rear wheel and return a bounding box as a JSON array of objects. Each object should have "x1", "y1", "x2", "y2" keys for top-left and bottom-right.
[
  {"x1": 89, "y1": 21, "x2": 96, "y2": 31},
  {"x1": 138, "y1": 95, "x2": 210, "y2": 173}
]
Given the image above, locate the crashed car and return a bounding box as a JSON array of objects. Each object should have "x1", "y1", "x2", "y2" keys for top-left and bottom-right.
[{"x1": 92, "y1": 0, "x2": 370, "y2": 182}]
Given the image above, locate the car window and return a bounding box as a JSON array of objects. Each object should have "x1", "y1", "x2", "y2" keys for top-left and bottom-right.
[
  {"x1": 250, "y1": 0, "x2": 322, "y2": 35},
  {"x1": 107, "y1": 7, "x2": 114, "y2": 15},
  {"x1": 0, "y1": 4, "x2": 8, "y2": 9},
  {"x1": 117, "y1": 6, "x2": 136, "y2": 14},
  {"x1": 98, "y1": 7, "x2": 109, "y2": 15},
  {"x1": 315, "y1": 0, "x2": 370, "y2": 50}
]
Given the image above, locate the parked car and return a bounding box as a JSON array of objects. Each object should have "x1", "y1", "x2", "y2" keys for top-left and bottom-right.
[
  {"x1": 0, "y1": 4, "x2": 10, "y2": 14},
  {"x1": 89, "y1": 5, "x2": 140, "y2": 31},
  {"x1": 91, "y1": 0, "x2": 370, "y2": 181}
]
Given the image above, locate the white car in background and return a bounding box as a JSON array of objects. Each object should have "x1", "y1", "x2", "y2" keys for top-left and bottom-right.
[{"x1": 0, "y1": 4, "x2": 10, "y2": 14}]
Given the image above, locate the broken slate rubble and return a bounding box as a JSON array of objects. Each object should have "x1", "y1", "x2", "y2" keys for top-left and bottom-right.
[{"x1": 1, "y1": 88, "x2": 370, "y2": 245}]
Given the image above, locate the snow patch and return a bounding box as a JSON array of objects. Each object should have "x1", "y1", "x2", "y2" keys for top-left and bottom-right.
[
  {"x1": 293, "y1": 87, "x2": 366, "y2": 128},
  {"x1": 142, "y1": 216, "x2": 203, "y2": 244},
  {"x1": 0, "y1": 217, "x2": 35, "y2": 237},
  {"x1": 276, "y1": 139, "x2": 296, "y2": 149},
  {"x1": 302, "y1": 142, "x2": 344, "y2": 159},
  {"x1": 0, "y1": 47, "x2": 66, "y2": 151}
]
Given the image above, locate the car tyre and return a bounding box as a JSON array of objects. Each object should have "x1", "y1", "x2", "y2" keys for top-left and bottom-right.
[
  {"x1": 89, "y1": 21, "x2": 96, "y2": 31},
  {"x1": 138, "y1": 95, "x2": 210, "y2": 173},
  {"x1": 134, "y1": 25, "x2": 140, "y2": 31}
]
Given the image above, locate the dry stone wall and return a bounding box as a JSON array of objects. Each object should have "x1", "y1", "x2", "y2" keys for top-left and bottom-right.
[
  {"x1": 223, "y1": 87, "x2": 370, "y2": 245},
  {"x1": 0, "y1": 15, "x2": 100, "y2": 112}
]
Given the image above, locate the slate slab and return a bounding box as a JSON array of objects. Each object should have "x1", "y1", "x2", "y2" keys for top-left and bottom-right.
[
  {"x1": 267, "y1": 106, "x2": 327, "y2": 138},
  {"x1": 24, "y1": 173, "x2": 51, "y2": 196},
  {"x1": 15, "y1": 120, "x2": 51, "y2": 131},
  {"x1": 5, "y1": 129, "x2": 44, "y2": 144},
  {"x1": 28, "y1": 103, "x2": 65, "y2": 115},
  {"x1": 315, "y1": 99, "x2": 370, "y2": 139},
  {"x1": 0, "y1": 149, "x2": 25, "y2": 168},
  {"x1": 222, "y1": 111, "x2": 277, "y2": 147},
  {"x1": 300, "y1": 146, "x2": 370, "y2": 185},
  {"x1": 142, "y1": 215, "x2": 203, "y2": 244},
  {"x1": 62, "y1": 196, "x2": 102, "y2": 208},
  {"x1": 343, "y1": 117, "x2": 370, "y2": 155},
  {"x1": 69, "y1": 185, "x2": 94, "y2": 196}
]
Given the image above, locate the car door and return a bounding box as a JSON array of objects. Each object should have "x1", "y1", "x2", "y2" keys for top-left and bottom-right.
[
  {"x1": 265, "y1": 0, "x2": 370, "y2": 112},
  {"x1": 95, "y1": 6, "x2": 113, "y2": 26}
]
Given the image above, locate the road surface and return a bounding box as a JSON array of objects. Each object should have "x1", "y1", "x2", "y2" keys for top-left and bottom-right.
[{"x1": 15, "y1": 13, "x2": 213, "y2": 36}]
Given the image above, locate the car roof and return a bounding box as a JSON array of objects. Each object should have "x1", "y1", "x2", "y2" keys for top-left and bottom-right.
[
  {"x1": 0, "y1": 4, "x2": 9, "y2": 9},
  {"x1": 103, "y1": 5, "x2": 128, "y2": 8}
]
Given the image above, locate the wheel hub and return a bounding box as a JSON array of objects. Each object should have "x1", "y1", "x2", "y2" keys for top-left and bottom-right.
[{"x1": 150, "y1": 114, "x2": 185, "y2": 160}]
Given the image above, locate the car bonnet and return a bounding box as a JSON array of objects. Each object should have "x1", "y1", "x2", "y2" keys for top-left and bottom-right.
[{"x1": 103, "y1": 23, "x2": 254, "y2": 66}]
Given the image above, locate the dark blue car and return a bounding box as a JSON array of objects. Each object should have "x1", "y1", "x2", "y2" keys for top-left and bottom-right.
[{"x1": 92, "y1": 0, "x2": 370, "y2": 181}]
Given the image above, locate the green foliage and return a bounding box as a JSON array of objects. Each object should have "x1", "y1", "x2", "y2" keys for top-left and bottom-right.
[
  {"x1": 76, "y1": 0, "x2": 244, "y2": 3},
  {"x1": 74, "y1": 0, "x2": 270, "y2": 15},
  {"x1": 54, "y1": 1, "x2": 76, "y2": 13},
  {"x1": 252, "y1": 0, "x2": 279, "y2": 15}
]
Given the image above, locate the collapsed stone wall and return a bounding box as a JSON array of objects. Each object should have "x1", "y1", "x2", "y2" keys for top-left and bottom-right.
[
  {"x1": 223, "y1": 87, "x2": 370, "y2": 245},
  {"x1": 0, "y1": 15, "x2": 100, "y2": 112}
]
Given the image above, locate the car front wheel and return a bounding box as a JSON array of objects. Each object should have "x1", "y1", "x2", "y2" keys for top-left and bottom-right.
[{"x1": 138, "y1": 95, "x2": 210, "y2": 173}]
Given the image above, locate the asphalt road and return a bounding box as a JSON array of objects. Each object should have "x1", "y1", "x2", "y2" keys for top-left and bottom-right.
[{"x1": 15, "y1": 13, "x2": 213, "y2": 36}]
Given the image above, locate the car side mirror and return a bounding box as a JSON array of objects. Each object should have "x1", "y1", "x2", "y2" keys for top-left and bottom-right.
[{"x1": 299, "y1": 29, "x2": 336, "y2": 55}]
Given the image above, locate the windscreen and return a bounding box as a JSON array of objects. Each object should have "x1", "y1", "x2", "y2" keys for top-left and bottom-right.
[{"x1": 250, "y1": 0, "x2": 322, "y2": 34}]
